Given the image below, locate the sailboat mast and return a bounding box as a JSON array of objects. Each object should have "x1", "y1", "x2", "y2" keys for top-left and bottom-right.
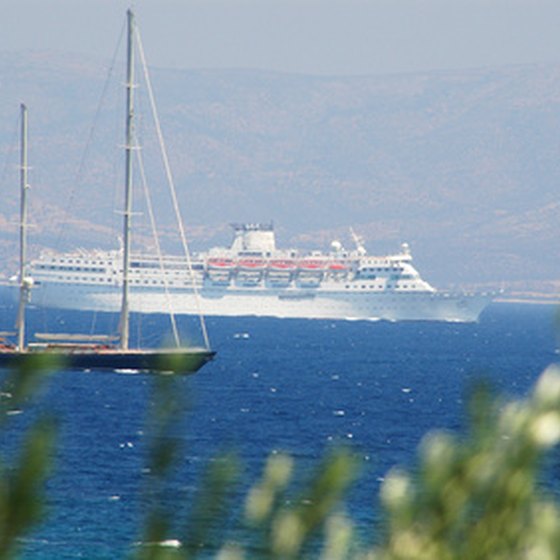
[
  {"x1": 119, "y1": 9, "x2": 135, "y2": 350},
  {"x1": 16, "y1": 103, "x2": 30, "y2": 352}
]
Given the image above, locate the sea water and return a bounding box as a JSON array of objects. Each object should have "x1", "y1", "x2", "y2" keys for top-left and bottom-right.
[{"x1": 0, "y1": 302, "x2": 558, "y2": 558}]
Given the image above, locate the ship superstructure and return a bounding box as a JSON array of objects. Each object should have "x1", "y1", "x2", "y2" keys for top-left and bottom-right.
[{"x1": 20, "y1": 223, "x2": 491, "y2": 322}]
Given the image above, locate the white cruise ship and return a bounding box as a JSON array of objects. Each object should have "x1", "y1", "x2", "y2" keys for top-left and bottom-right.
[{"x1": 17, "y1": 223, "x2": 491, "y2": 322}]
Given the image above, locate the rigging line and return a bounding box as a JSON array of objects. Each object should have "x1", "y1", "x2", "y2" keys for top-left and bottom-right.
[
  {"x1": 1, "y1": 113, "x2": 21, "y2": 273},
  {"x1": 0, "y1": 113, "x2": 20, "y2": 200},
  {"x1": 51, "y1": 20, "x2": 125, "y2": 340},
  {"x1": 135, "y1": 145, "x2": 181, "y2": 347},
  {"x1": 135, "y1": 28, "x2": 211, "y2": 350},
  {"x1": 0, "y1": 114, "x2": 20, "y2": 287},
  {"x1": 52, "y1": 18, "x2": 127, "y2": 254}
]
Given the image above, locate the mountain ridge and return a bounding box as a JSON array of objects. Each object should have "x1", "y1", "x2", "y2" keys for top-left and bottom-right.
[{"x1": 1, "y1": 51, "x2": 559, "y2": 289}]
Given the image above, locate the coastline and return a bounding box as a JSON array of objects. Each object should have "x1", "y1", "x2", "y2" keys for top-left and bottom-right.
[{"x1": 494, "y1": 295, "x2": 560, "y2": 306}]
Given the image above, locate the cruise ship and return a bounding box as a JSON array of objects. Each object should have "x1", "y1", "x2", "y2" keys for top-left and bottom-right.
[{"x1": 16, "y1": 224, "x2": 491, "y2": 322}]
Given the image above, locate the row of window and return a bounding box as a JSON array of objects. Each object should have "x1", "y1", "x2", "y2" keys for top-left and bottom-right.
[
  {"x1": 37, "y1": 265, "x2": 106, "y2": 273},
  {"x1": 49, "y1": 259, "x2": 108, "y2": 266},
  {"x1": 41, "y1": 275, "x2": 421, "y2": 291},
  {"x1": 38, "y1": 265, "x2": 205, "y2": 275},
  {"x1": 345, "y1": 284, "x2": 420, "y2": 290},
  {"x1": 130, "y1": 261, "x2": 201, "y2": 270},
  {"x1": 51, "y1": 276, "x2": 113, "y2": 283},
  {"x1": 53, "y1": 276, "x2": 199, "y2": 287},
  {"x1": 360, "y1": 267, "x2": 404, "y2": 273}
]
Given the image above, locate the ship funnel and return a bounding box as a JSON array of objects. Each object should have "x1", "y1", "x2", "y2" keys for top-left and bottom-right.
[{"x1": 230, "y1": 223, "x2": 276, "y2": 253}]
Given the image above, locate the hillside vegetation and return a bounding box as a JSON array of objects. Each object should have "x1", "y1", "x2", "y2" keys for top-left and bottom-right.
[{"x1": 1, "y1": 52, "x2": 560, "y2": 288}]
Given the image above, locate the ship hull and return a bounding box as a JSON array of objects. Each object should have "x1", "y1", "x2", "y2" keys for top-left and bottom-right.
[
  {"x1": 0, "y1": 346, "x2": 215, "y2": 373},
  {"x1": 23, "y1": 282, "x2": 491, "y2": 322}
]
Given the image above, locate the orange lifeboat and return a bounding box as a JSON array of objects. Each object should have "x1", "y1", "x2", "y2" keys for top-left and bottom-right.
[
  {"x1": 328, "y1": 261, "x2": 348, "y2": 271},
  {"x1": 238, "y1": 258, "x2": 267, "y2": 270},
  {"x1": 207, "y1": 258, "x2": 236, "y2": 269},
  {"x1": 298, "y1": 259, "x2": 327, "y2": 270},
  {"x1": 269, "y1": 259, "x2": 297, "y2": 271}
]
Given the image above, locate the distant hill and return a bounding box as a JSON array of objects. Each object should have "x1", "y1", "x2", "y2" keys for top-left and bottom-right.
[{"x1": 1, "y1": 51, "x2": 560, "y2": 290}]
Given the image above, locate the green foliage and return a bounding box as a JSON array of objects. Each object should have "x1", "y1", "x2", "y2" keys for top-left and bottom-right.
[
  {"x1": 242, "y1": 448, "x2": 359, "y2": 560},
  {"x1": 374, "y1": 366, "x2": 560, "y2": 560},
  {"x1": 0, "y1": 356, "x2": 57, "y2": 559},
  {"x1": 137, "y1": 366, "x2": 560, "y2": 559},
  {"x1": 6, "y1": 362, "x2": 560, "y2": 559}
]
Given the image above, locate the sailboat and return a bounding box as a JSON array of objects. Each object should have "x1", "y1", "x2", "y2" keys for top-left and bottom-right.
[{"x1": 0, "y1": 12, "x2": 215, "y2": 373}]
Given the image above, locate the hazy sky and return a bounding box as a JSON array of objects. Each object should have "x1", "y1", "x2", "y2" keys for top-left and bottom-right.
[{"x1": 2, "y1": 0, "x2": 560, "y2": 75}]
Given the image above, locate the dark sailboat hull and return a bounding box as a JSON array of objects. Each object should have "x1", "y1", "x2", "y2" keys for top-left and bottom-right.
[{"x1": 0, "y1": 347, "x2": 215, "y2": 374}]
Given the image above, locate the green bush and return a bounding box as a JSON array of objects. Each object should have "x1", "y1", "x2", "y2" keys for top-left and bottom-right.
[
  {"x1": 4, "y1": 362, "x2": 560, "y2": 559},
  {"x1": 0, "y1": 358, "x2": 57, "y2": 559}
]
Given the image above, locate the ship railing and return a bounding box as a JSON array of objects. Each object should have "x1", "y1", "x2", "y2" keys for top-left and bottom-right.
[{"x1": 34, "y1": 333, "x2": 119, "y2": 342}]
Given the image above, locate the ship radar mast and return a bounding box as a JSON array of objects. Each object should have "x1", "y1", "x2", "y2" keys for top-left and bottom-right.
[{"x1": 350, "y1": 228, "x2": 367, "y2": 256}]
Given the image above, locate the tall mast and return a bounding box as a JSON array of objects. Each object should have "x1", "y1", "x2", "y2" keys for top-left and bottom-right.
[
  {"x1": 16, "y1": 103, "x2": 30, "y2": 351},
  {"x1": 119, "y1": 9, "x2": 135, "y2": 350}
]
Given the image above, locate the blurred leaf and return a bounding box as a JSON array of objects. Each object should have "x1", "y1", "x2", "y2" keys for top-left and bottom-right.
[{"x1": 0, "y1": 359, "x2": 57, "y2": 559}]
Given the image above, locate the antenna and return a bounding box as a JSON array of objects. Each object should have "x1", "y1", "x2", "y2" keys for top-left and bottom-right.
[{"x1": 350, "y1": 227, "x2": 367, "y2": 256}]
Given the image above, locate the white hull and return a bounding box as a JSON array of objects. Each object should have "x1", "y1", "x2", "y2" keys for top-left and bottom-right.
[
  {"x1": 16, "y1": 224, "x2": 493, "y2": 323},
  {"x1": 26, "y1": 281, "x2": 490, "y2": 322}
]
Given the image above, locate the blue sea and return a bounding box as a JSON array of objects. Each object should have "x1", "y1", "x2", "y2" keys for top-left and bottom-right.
[{"x1": 0, "y1": 302, "x2": 558, "y2": 558}]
